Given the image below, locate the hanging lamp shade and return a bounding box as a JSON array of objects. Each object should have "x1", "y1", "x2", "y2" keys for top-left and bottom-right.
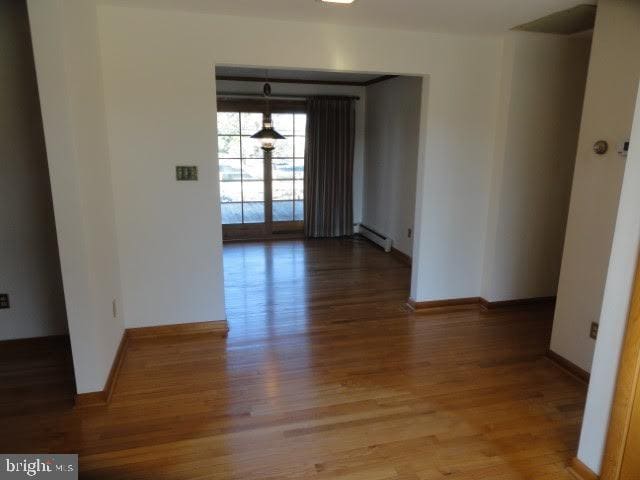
[
  {"x1": 251, "y1": 114, "x2": 286, "y2": 152},
  {"x1": 251, "y1": 81, "x2": 286, "y2": 152}
]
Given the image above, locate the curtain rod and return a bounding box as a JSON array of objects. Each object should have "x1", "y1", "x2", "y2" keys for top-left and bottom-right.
[{"x1": 216, "y1": 92, "x2": 360, "y2": 101}]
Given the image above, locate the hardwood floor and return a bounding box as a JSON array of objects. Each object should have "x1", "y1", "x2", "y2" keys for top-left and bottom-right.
[
  {"x1": 0, "y1": 335, "x2": 75, "y2": 417},
  {"x1": 0, "y1": 238, "x2": 586, "y2": 479}
]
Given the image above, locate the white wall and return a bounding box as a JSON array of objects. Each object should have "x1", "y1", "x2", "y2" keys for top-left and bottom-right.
[
  {"x1": 29, "y1": 0, "x2": 503, "y2": 390},
  {"x1": 362, "y1": 76, "x2": 423, "y2": 257},
  {"x1": 0, "y1": 0, "x2": 66, "y2": 340},
  {"x1": 28, "y1": 0, "x2": 614, "y2": 395},
  {"x1": 27, "y1": 0, "x2": 125, "y2": 393},
  {"x1": 482, "y1": 32, "x2": 590, "y2": 302},
  {"x1": 577, "y1": 82, "x2": 640, "y2": 474},
  {"x1": 100, "y1": 36, "x2": 227, "y2": 330},
  {"x1": 409, "y1": 60, "x2": 501, "y2": 302},
  {"x1": 216, "y1": 79, "x2": 367, "y2": 224},
  {"x1": 550, "y1": 0, "x2": 640, "y2": 373},
  {"x1": 94, "y1": 5, "x2": 503, "y2": 307}
]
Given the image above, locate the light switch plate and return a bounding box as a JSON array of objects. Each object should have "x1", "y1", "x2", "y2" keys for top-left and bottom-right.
[{"x1": 176, "y1": 166, "x2": 198, "y2": 181}]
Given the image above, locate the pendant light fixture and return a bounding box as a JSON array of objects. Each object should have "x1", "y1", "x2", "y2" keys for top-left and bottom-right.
[{"x1": 251, "y1": 78, "x2": 285, "y2": 152}]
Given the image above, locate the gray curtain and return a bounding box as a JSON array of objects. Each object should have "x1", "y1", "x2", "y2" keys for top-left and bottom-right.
[{"x1": 304, "y1": 97, "x2": 355, "y2": 237}]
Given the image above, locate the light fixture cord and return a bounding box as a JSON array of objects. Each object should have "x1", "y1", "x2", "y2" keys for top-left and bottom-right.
[{"x1": 264, "y1": 70, "x2": 271, "y2": 120}]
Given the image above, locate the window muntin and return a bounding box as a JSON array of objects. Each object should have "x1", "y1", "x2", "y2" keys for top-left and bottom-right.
[{"x1": 217, "y1": 110, "x2": 306, "y2": 225}]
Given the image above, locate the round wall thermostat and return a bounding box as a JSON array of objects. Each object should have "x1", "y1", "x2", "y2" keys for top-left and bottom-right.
[{"x1": 593, "y1": 140, "x2": 608, "y2": 155}]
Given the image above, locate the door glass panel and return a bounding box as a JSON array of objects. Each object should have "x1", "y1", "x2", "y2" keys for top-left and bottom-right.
[
  {"x1": 273, "y1": 180, "x2": 294, "y2": 200},
  {"x1": 240, "y1": 113, "x2": 263, "y2": 135},
  {"x1": 217, "y1": 110, "x2": 305, "y2": 229},
  {"x1": 294, "y1": 180, "x2": 304, "y2": 200},
  {"x1": 272, "y1": 158, "x2": 294, "y2": 179},
  {"x1": 220, "y1": 181, "x2": 242, "y2": 203},
  {"x1": 219, "y1": 158, "x2": 241, "y2": 181},
  {"x1": 217, "y1": 112, "x2": 240, "y2": 135},
  {"x1": 221, "y1": 203, "x2": 242, "y2": 224},
  {"x1": 242, "y1": 181, "x2": 264, "y2": 202},
  {"x1": 272, "y1": 137, "x2": 294, "y2": 158},
  {"x1": 294, "y1": 136, "x2": 306, "y2": 158},
  {"x1": 242, "y1": 158, "x2": 263, "y2": 180},
  {"x1": 273, "y1": 201, "x2": 293, "y2": 221},
  {"x1": 294, "y1": 158, "x2": 304, "y2": 179},
  {"x1": 243, "y1": 202, "x2": 265, "y2": 223},
  {"x1": 294, "y1": 200, "x2": 304, "y2": 221},
  {"x1": 218, "y1": 135, "x2": 240, "y2": 158},
  {"x1": 272, "y1": 113, "x2": 294, "y2": 135},
  {"x1": 294, "y1": 114, "x2": 306, "y2": 193},
  {"x1": 294, "y1": 113, "x2": 306, "y2": 135},
  {"x1": 241, "y1": 136, "x2": 263, "y2": 158}
]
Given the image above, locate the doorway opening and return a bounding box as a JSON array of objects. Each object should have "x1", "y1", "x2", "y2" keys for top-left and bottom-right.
[
  {"x1": 0, "y1": 0, "x2": 74, "y2": 415},
  {"x1": 215, "y1": 66, "x2": 424, "y2": 335},
  {"x1": 215, "y1": 66, "x2": 423, "y2": 251}
]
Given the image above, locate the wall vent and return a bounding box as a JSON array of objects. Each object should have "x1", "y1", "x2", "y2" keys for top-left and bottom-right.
[{"x1": 512, "y1": 4, "x2": 596, "y2": 35}]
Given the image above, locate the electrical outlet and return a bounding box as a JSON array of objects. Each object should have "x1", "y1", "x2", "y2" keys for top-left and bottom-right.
[
  {"x1": 176, "y1": 166, "x2": 198, "y2": 181},
  {"x1": 407, "y1": 228, "x2": 412, "y2": 239},
  {"x1": 112, "y1": 299, "x2": 118, "y2": 318},
  {"x1": 590, "y1": 322, "x2": 599, "y2": 340},
  {"x1": 0, "y1": 294, "x2": 9, "y2": 309}
]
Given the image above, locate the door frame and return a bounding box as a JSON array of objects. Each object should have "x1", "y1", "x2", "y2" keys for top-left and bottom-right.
[
  {"x1": 217, "y1": 98, "x2": 306, "y2": 241},
  {"x1": 601, "y1": 251, "x2": 640, "y2": 479}
]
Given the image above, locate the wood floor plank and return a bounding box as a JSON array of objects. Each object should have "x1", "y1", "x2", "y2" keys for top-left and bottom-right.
[{"x1": 0, "y1": 238, "x2": 586, "y2": 479}]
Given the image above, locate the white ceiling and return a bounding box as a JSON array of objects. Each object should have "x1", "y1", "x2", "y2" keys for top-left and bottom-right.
[{"x1": 105, "y1": 0, "x2": 596, "y2": 35}]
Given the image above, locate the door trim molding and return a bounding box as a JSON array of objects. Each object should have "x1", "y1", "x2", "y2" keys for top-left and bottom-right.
[{"x1": 601, "y1": 254, "x2": 640, "y2": 479}]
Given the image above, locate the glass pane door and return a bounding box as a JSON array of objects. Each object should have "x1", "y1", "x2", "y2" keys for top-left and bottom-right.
[
  {"x1": 217, "y1": 112, "x2": 265, "y2": 225},
  {"x1": 271, "y1": 113, "x2": 306, "y2": 223},
  {"x1": 217, "y1": 109, "x2": 306, "y2": 238}
]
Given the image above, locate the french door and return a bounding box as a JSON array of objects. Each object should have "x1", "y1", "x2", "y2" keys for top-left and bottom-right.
[{"x1": 216, "y1": 100, "x2": 306, "y2": 240}]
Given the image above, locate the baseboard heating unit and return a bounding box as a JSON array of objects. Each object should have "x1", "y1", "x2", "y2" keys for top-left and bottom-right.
[{"x1": 356, "y1": 224, "x2": 392, "y2": 252}]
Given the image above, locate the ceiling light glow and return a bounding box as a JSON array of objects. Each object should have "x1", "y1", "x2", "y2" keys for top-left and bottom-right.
[{"x1": 320, "y1": 0, "x2": 355, "y2": 4}]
